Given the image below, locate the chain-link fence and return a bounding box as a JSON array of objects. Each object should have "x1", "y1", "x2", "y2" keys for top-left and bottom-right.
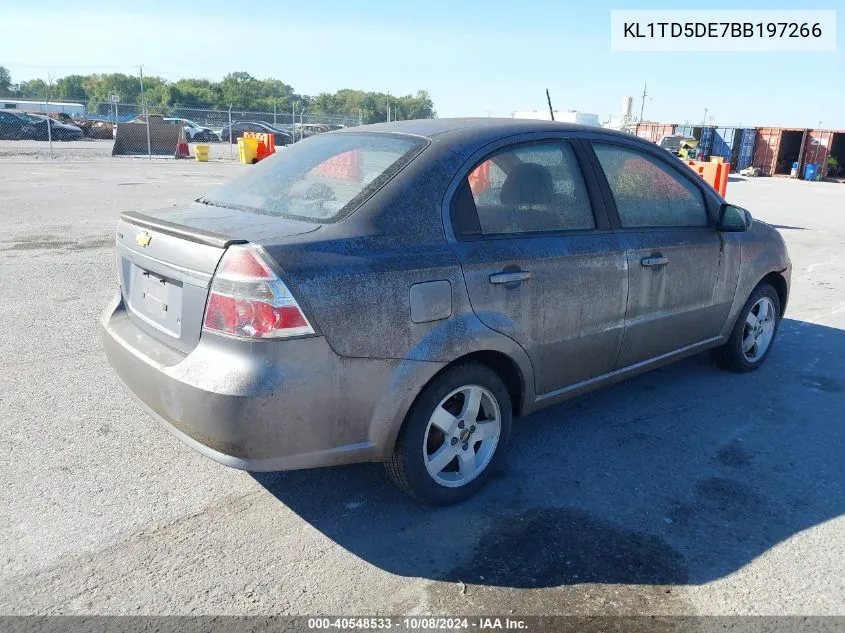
[
  {"x1": 0, "y1": 68, "x2": 363, "y2": 160},
  {"x1": 0, "y1": 100, "x2": 361, "y2": 160}
]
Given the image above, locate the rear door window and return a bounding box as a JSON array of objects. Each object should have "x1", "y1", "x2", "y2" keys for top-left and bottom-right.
[
  {"x1": 202, "y1": 133, "x2": 426, "y2": 222},
  {"x1": 462, "y1": 141, "x2": 595, "y2": 235}
]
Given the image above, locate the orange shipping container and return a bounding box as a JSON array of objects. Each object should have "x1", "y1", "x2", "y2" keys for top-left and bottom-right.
[
  {"x1": 752, "y1": 127, "x2": 809, "y2": 176},
  {"x1": 802, "y1": 129, "x2": 836, "y2": 176},
  {"x1": 635, "y1": 123, "x2": 675, "y2": 144}
]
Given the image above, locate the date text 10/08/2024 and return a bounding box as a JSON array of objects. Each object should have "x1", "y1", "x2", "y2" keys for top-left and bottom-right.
[{"x1": 307, "y1": 617, "x2": 529, "y2": 630}]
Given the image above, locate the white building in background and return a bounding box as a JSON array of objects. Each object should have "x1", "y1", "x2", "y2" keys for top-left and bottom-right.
[
  {"x1": 601, "y1": 96, "x2": 636, "y2": 131},
  {"x1": 512, "y1": 109, "x2": 600, "y2": 127},
  {"x1": 0, "y1": 99, "x2": 85, "y2": 116}
]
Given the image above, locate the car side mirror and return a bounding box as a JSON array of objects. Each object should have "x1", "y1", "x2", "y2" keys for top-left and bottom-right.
[{"x1": 719, "y1": 203, "x2": 752, "y2": 232}]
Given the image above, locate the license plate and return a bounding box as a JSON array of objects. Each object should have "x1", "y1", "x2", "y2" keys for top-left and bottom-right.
[{"x1": 128, "y1": 264, "x2": 183, "y2": 337}]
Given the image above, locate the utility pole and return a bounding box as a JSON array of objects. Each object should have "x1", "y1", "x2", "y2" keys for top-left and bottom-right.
[
  {"x1": 639, "y1": 82, "x2": 647, "y2": 122},
  {"x1": 702, "y1": 107, "x2": 708, "y2": 126},
  {"x1": 386, "y1": 92, "x2": 390, "y2": 123},
  {"x1": 139, "y1": 65, "x2": 151, "y2": 160}
]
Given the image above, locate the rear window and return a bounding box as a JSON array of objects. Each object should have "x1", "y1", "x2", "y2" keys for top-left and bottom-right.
[{"x1": 201, "y1": 132, "x2": 426, "y2": 222}]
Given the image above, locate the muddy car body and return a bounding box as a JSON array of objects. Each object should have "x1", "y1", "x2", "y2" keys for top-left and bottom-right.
[{"x1": 102, "y1": 118, "x2": 791, "y2": 504}]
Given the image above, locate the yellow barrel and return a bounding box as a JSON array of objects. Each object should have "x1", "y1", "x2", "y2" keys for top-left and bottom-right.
[
  {"x1": 194, "y1": 144, "x2": 210, "y2": 162},
  {"x1": 238, "y1": 137, "x2": 259, "y2": 164}
]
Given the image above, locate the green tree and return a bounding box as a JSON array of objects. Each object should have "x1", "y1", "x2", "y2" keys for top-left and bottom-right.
[
  {"x1": 171, "y1": 79, "x2": 221, "y2": 108},
  {"x1": 220, "y1": 71, "x2": 261, "y2": 110},
  {"x1": 17, "y1": 79, "x2": 49, "y2": 99},
  {"x1": 82, "y1": 73, "x2": 144, "y2": 105},
  {"x1": 54, "y1": 75, "x2": 89, "y2": 102},
  {"x1": 4, "y1": 69, "x2": 438, "y2": 121},
  {"x1": 0, "y1": 66, "x2": 12, "y2": 97}
]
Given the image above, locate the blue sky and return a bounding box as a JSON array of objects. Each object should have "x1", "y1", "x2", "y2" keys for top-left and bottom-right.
[{"x1": 1, "y1": 0, "x2": 842, "y2": 127}]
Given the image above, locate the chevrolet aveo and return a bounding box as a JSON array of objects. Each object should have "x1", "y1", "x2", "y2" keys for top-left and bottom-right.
[{"x1": 102, "y1": 119, "x2": 791, "y2": 505}]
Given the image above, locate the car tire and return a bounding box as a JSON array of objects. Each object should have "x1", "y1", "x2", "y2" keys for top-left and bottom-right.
[
  {"x1": 385, "y1": 363, "x2": 511, "y2": 506},
  {"x1": 714, "y1": 282, "x2": 781, "y2": 373}
]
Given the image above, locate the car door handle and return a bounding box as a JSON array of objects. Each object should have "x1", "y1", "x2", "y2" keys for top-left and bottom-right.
[
  {"x1": 489, "y1": 271, "x2": 532, "y2": 284},
  {"x1": 641, "y1": 256, "x2": 669, "y2": 267}
]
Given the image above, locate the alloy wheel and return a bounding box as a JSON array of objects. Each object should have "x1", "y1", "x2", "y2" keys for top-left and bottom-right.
[
  {"x1": 423, "y1": 385, "x2": 501, "y2": 488},
  {"x1": 742, "y1": 296, "x2": 777, "y2": 362}
]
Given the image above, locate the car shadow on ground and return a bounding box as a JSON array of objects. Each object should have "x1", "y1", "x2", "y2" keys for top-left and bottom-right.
[{"x1": 252, "y1": 318, "x2": 844, "y2": 589}]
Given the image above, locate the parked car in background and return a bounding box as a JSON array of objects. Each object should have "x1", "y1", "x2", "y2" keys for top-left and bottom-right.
[
  {"x1": 163, "y1": 118, "x2": 221, "y2": 142},
  {"x1": 265, "y1": 124, "x2": 296, "y2": 145},
  {"x1": 294, "y1": 123, "x2": 330, "y2": 140},
  {"x1": 102, "y1": 119, "x2": 790, "y2": 505},
  {"x1": 0, "y1": 110, "x2": 37, "y2": 140},
  {"x1": 220, "y1": 121, "x2": 292, "y2": 145},
  {"x1": 659, "y1": 134, "x2": 699, "y2": 160},
  {"x1": 15, "y1": 113, "x2": 84, "y2": 141}
]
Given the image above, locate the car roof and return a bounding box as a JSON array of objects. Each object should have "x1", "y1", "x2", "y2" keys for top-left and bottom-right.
[{"x1": 336, "y1": 117, "x2": 645, "y2": 147}]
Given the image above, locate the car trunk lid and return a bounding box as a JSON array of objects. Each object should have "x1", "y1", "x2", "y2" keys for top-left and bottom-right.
[{"x1": 117, "y1": 203, "x2": 320, "y2": 354}]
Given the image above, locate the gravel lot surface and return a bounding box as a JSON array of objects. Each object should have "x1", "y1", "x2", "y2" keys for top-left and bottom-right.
[{"x1": 1, "y1": 160, "x2": 843, "y2": 616}]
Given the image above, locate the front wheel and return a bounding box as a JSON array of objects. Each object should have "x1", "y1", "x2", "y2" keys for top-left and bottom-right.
[
  {"x1": 385, "y1": 363, "x2": 511, "y2": 506},
  {"x1": 715, "y1": 282, "x2": 781, "y2": 372}
]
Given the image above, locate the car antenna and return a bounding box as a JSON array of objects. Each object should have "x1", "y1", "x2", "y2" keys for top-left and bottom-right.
[{"x1": 546, "y1": 89, "x2": 555, "y2": 121}]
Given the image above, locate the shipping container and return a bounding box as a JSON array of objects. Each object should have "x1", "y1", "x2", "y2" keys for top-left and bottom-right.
[
  {"x1": 752, "y1": 128, "x2": 809, "y2": 176},
  {"x1": 801, "y1": 129, "x2": 845, "y2": 180},
  {"x1": 737, "y1": 128, "x2": 756, "y2": 171},
  {"x1": 829, "y1": 133, "x2": 845, "y2": 180},
  {"x1": 676, "y1": 125, "x2": 700, "y2": 139},
  {"x1": 709, "y1": 127, "x2": 757, "y2": 170},
  {"x1": 699, "y1": 127, "x2": 715, "y2": 161},
  {"x1": 710, "y1": 127, "x2": 738, "y2": 164},
  {"x1": 635, "y1": 123, "x2": 675, "y2": 144},
  {"x1": 802, "y1": 130, "x2": 833, "y2": 178}
]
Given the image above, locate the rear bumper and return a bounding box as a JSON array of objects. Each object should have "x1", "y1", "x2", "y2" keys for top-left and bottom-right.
[{"x1": 100, "y1": 292, "x2": 402, "y2": 471}]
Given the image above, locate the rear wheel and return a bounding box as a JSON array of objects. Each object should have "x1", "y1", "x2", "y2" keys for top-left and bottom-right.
[
  {"x1": 715, "y1": 282, "x2": 781, "y2": 372},
  {"x1": 386, "y1": 363, "x2": 511, "y2": 506}
]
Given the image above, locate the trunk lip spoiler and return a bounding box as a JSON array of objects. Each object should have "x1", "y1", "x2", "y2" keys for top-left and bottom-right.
[{"x1": 121, "y1": 210, "x2": 248, "y2": 250}]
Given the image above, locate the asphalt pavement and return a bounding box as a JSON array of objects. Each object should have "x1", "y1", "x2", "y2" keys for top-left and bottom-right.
[{"x1": 1, "y1": 160, "x2": 843, "y2": 616}]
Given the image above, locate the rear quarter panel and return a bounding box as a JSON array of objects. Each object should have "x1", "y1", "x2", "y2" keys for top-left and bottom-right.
[
  {"x1": 258, "y1": 139, "x2": 539, "y2": 441},
  {"x1": 259, "y1": 138, "x2": 528, "y2": 364}
]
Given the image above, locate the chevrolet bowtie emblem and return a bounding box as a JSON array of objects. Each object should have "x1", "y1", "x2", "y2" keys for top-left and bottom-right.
[{"x1": 136, "y1": 232, "x2": 152, "y2": 247}]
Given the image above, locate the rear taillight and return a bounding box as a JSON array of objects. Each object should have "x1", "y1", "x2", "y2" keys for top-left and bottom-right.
[{"x1": 202, "y1": 244, "x2": 314, "y2": 339}]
